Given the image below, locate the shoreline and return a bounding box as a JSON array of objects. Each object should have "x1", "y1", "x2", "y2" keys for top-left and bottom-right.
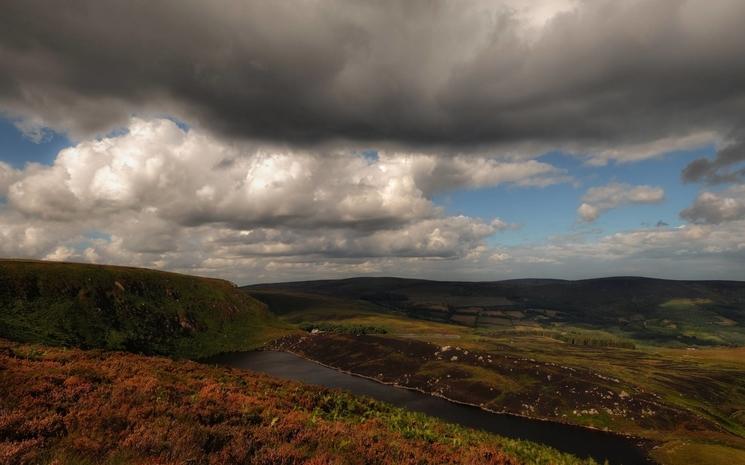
[{"x1": 255, "y1": 347, "x2": 657, "y2": 455}]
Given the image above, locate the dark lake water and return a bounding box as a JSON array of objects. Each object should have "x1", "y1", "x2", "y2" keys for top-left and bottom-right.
[{"x1": 205, "y1": 351, "x2": 654, "y2": 465}]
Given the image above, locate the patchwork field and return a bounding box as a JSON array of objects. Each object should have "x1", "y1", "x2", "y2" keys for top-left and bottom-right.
[{"x1": 250, "y1": 277, "x2": 745, "y2": 346}]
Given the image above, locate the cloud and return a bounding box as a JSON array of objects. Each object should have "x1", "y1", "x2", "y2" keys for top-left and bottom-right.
[
  {"x1": 577, "y1": 182, "x2": 665, "y2": 222},
  {"x1": 587, "y1": 132, "x2": 717, "y2": 166},
  {"x1": 13, "y1": 118, "x2": 55, "y2": 144},
  {"x1": 207, "y1": 217, "x2": 509, "y2": 260},
  {"x1": 375, "y1": 154, "x2": 568, "y2": 195},
  {"x1": 2, "y1": 2, "x2": 745, "y2": 282},
  {"x1": 0, "y1": 161, "x2": 19, "y2": 197},
  {"x1": 682, "y1": 133, "x2": 745, "y2": 184},
  {"x1": 492, "y1": 221, "x2": 745, "y2": 280},
  {"x1": 0, "y1": 208, "x2": 509, "y2": 284},
  {"x1": 0, "y1": 117, "x2": 538, "y2": 280},
  {"x1": 6, "y1": 118, "x2": 561, "y2": 227},
  {"x1": 680, "y1": 185, "x2": 745, "y2": 224},
  {"x1": 0, "y1": 209, "x2": 88, "y2": 259},
  {"x1": 0, "y1": 0, "x2": 743, "y2": 160},
  {"x1": 3, "y1": 120, "x2": 744, "y2": 282}
]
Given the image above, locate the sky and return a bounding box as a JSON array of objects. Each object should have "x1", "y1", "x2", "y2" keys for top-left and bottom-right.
[{"x1": 1, "y1": 0, "x2": 744, "y2": 284}]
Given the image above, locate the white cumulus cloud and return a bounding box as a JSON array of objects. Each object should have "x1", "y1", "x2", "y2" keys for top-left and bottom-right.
[
  {"x1": 681, "y1": 185, "x2": 745, "y2": 224},
  {"x1": 577, "y1": 182, "x2": 665, "y2": 222},
  {"x1": 0, "y1": 117, "x2": 556, "y2": 281}
]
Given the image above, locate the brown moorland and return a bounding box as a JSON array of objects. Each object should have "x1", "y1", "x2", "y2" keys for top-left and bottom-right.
[{"x1": 0, "y1": 338, "x2": 594, "y2": 465}]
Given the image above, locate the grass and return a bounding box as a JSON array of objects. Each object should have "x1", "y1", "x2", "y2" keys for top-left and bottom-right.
[
  {"x1": 419, "y1": 361, "x2": 521, "y2": 392},
  {"x1": 659, "y1": 346, "x2": 745, "y2": 365},
  {"x1": 651, "y1": 441, "x2": 745, "y2": 465},
  {"x1": 659, "y1": 299, "x2": 714, "y2": 310},
  {"x1": 0, "y1": 260, "x2": 293, "y2": 359},
  {"x1": 248, "y1": 289, "x2": 470, "y2": 334}
]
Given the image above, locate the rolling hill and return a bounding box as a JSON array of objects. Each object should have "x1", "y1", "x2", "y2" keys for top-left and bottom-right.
[
  {"x1": 247, "y1": 276, "x2": 745, "y2": 345},
  {"x1": 0, "y1": 259, "x2": 290, "y2": 358}
]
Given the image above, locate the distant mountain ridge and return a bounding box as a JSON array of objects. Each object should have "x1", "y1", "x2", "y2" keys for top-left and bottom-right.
[
  {"x1": 247, "y1": 275, "x2": 745, "y2": 307},
  {"x1": 247, "y1": 276, "x2": 745, "y2": 346}
]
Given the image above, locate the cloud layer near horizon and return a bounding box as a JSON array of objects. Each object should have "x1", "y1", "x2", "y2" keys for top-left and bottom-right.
[
  {"x1": 0, "y1": 118, "x2": 528, "y2": 281},
  {"x1": 1, "y1": 118, "x2": 743, "y2": 283}
]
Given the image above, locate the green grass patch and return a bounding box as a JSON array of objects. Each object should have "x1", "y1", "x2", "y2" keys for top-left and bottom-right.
[
  {"x1": 652, "y1": 441, "x2": 745, "y2": 465},
  {"x1": 659, "y1": 298, "x2": 714, "y2": 310},
  {"x1": 0, "y1": 260, "x2": 292, "y2": 358}
]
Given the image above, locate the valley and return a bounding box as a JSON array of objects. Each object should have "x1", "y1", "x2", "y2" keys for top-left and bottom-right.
[
  {"x1": 246, "y1": 279, "x2": 745, "y2": 465},
  {"x1": 2, "y1": 260, "x2": 745, "y2": 465},
  {"x1": 5, "y1": 5, "x2": 745, "y2": 465},
  {"x1": 0, "y1": 260, "x2": 597, "y2": 465}
]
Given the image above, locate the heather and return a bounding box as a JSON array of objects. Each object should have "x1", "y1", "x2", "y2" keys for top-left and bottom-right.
[{"x1": 0, "y1": 339, "x2": 593, "y2": 465}]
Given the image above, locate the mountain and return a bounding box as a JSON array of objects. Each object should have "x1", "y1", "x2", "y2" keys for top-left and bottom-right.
[
  {"x1": 247, "y1": 276, "x2": 745, "y2": 345},
  {"x1": 0, "y1": 259, "x2": 289, "y2": 358}
]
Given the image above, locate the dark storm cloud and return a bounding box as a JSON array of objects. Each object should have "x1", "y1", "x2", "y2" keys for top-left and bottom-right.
[
  {"x1": 1, "y1": 0, "x2": 745, "y2": 150},
  {"x1": 682, "y1": 133, "x2": 745, "y2": 184}
]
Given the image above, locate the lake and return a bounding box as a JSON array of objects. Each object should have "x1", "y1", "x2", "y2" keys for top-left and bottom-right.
[{"x1": 206, "y1": 350, "x2": 654, "y2": 465}]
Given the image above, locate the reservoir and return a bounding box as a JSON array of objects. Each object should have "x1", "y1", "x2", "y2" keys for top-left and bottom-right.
[{"x1": 206, "y1": 350, "x2": 654, "y2": 465}]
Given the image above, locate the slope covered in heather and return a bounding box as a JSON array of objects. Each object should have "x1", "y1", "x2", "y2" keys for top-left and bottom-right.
[
  {"x1": 0, "y1": 338, "x2": 593, "y2": 465},
  {"x1": 0, "y1": 260, "x2": 289, "y2": 358}
]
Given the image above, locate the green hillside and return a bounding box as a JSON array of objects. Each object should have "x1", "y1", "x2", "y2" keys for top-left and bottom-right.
[
  {"x1": 0, "y1": 260, "x2": 290, "y2": 358},
  {"x1": 248, "y1": 276, "x2": 745, "y2": 346}
]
